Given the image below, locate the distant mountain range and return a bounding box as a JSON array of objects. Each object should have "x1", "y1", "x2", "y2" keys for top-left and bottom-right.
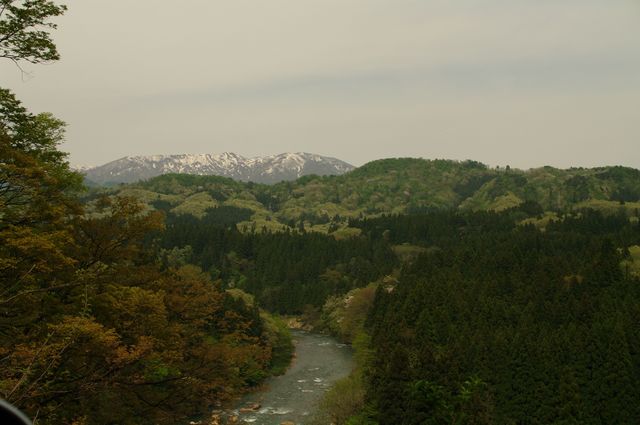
[
  {"x1": 80, "y1": 152, "x2": 355, "y2": 185},
  {"x1": 112, "y1": 158, "x2": 640, "y2": 233}
]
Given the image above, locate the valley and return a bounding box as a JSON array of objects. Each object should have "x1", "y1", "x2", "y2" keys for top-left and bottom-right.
[{"x1": 2, "y1": 2, "x2": 640, "y2": 423}]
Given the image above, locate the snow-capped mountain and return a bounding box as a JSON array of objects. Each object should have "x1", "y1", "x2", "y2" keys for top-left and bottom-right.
[{"x1": 81, "y1": 152, "x2": 355, "y2": 185}]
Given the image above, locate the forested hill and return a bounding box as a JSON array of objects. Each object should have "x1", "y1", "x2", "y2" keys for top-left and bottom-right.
[
  {"x1": 354, "y1": 209, "x2": 640, "y2": 424},
  {"x1": 102, "y1": 158, "x2": 640, "y2": 234}
]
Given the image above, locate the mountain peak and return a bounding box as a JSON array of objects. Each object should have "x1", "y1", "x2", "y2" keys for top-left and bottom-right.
[{"x1": 81, "y1": 152, "x2": 354, "y2": 185}]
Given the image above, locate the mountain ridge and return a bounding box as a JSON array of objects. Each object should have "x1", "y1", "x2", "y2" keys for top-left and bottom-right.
[
  {"x1": 81, "y1": 152, "x2": 355, "y2": 185},
  {"x1": 103, "y1": 158, "x2": 640, "y2": 235}
]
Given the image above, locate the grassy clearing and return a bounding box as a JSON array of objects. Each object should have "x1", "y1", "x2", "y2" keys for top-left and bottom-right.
[
  {"x1": 170, "y1": 192, "x2": 218, "y2": 217},
  {"x1": 575, "y1": 199, "x2": 640, "y2": 216},
  {"x1": 392, "y1": 244, "x2": 428, "y2": 263}
]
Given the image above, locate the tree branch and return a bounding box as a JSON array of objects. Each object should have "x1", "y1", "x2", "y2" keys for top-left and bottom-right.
[{"x1": 0, "y1": 281, "x2": 87, "y2": 305}]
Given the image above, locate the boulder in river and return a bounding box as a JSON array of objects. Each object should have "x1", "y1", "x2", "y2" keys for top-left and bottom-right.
[
  {"x1": 285, "y1": 317, "x2": 314, "y2": 331},
  {"x1": 209, "y1": 413, "x2": 221, "y2": 425},
  {"x1": 239, "y1": 402, "x2": 261, "y2": 413}
]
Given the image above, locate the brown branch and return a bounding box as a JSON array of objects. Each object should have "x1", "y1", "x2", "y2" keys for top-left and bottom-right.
[
  {"x1": 0, "y1": 263, "x2": 36, "y2": 298},
  {"x1": 6, "y1": 330, "x2": 56, "y2": 400},
  {"x1": 0, "y1": 281, "x2": 87, "y2": 305}
]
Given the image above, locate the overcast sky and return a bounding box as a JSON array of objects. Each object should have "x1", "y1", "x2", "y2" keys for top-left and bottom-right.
[{"x1": 1, "y1": 0, "x2": 639, "y2": 168}]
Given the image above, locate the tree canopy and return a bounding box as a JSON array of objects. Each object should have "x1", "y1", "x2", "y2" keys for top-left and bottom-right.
[{"x1": 0, "y1": 0, "x2": 67, "y2": 65}]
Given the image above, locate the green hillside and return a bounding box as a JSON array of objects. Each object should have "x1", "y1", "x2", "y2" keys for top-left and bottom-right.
[{"x1": 98, "y1": 159, "x2": 640, "y2": 234}]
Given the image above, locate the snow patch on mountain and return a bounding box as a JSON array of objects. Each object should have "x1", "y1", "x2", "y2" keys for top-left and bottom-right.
[{"x1": 81, "y1": 152, "x2": 355, "y2": 185}]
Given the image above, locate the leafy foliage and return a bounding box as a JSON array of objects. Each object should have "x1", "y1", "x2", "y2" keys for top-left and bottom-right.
[
  {"x1": 0, "y1": 87, "x2": 291, "y2": 425},
  {"x1": 0, "y1": 0, "x2": 67, "y2": 64}
]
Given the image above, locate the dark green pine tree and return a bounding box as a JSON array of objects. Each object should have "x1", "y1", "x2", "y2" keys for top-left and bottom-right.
[
  {"x1": 376, "y1": 345, "x2": 411, "y2": 425},
  {"x1": 596, "y1": 318, "x2": 638, "y2": 424},
  {"x1": 553, "y1": 366, "x2": 584, "y2": 425},
  {"x1": 405, "y1": 379, "x2": 451, "y2": 425}
]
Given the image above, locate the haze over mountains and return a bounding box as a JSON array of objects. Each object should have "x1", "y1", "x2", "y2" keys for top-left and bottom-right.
[{"x1": 82, "y1": 152, "x2": 355, "y2": 185}]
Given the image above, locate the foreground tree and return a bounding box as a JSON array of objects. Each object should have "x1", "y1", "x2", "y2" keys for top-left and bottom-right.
[
  {"x1": 1, "y1": 4, "x2": 290, "y2": 422},
  {"x1": 0, "y1": 0, "x2": 67, "y2": 65}
]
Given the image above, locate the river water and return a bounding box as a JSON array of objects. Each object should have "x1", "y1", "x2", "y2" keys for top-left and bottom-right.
[{"x1": 230, "y1": 330, "x2": 353, "y2": 425}]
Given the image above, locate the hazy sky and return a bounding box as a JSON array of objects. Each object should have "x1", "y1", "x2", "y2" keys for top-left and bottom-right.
[{"x1": 1, "y1": 0, "x2": 639, "y2": 168}]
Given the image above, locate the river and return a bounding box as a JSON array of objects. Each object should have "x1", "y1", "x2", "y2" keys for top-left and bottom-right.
[{"x1": 229, "y1": 330, "x2": 354, "y2": 425}]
